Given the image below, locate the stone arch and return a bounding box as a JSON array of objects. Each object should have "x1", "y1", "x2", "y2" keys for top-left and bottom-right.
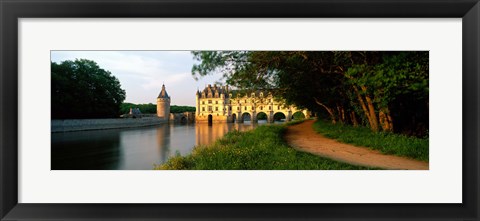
[
  {"x1": 292, "y1": 111, "x2": 306, "y2": 120},
  {"x1": 241, "y1": 112, "x2": 252, "y2": 122},
  {"x1": 273, "y1": 112, "x2": 287, "y2": 122},
  {"x1": 208, "y1": 114, "x2": 213, "y2": 125},
  {"x1": 256, "y1": 111, "x2": 268, "y2": 123},
  {"x1": 232, "y1": 113, "x2": 237, "y2": 123},
  {"x1": 180, "y1": 116, "x2": 187, "y2": 124}
]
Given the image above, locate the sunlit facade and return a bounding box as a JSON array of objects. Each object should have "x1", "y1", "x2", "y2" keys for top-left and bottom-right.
[{"x1": 195, "y1": 84, "x2": 309, "y2": 123}]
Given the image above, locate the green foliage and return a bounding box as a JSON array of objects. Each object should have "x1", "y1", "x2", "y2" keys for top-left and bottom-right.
[
  {"x1": 51, "y1": 59, "x2": 126, "y2": 119},
  {"x1": 170, "y1": 105, "x2": 196, "y2": 113},
  {"x1": 313, "y1": 120, "x2": 429, "y2": 162},
  {"x1": 344, "y1": 52, "x2": 429, "y2": 136},
  {"x1": 120, "y1": 103, "x2": 157, "y2": 114},
  {"x1": 345, "y1": 52, "x2": 429, "y2": 109},
  {"x1": 120, "y1": 103, "x2": 196, "y2": 114},
  {"x1": 156, "y1": 124, "x2": 375, "y2": 170},
  {"x1": 191, "y1": 51, "x2": 429, "y2": 137}
]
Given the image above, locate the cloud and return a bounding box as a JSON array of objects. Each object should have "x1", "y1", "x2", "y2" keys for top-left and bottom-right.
[
  {"x1": 51, "y1": 51, "x2": 223, "y2": 105},
  {"x1": 141, "y1": 72, "x2": 190, "y2": 90}
]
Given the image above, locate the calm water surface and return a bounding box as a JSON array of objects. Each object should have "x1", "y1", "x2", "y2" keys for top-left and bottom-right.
[{"x1": 52, "y1": 120, "x2": 278, "y2": 170}]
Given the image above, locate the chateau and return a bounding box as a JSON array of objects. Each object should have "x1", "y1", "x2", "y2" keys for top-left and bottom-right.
[{"x1": 195, "y1": 84, "x2": 309, "y2": 123}]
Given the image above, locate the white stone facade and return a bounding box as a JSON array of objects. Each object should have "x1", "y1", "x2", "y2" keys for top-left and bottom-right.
[{"x1": 195, "y1": 84, "x2": 309, "y2": 123}]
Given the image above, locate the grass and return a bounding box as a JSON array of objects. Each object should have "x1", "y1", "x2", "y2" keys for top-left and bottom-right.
[
  {"x1": 313, "y1": 120, "x2": 429, "y2": 162},
  {"x1": 155, "y1": 121, "x2": 374, "y2": 170}
]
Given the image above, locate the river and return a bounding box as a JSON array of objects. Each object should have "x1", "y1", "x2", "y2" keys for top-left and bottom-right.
[{"x1": 51, "y1": 120, "x2": 279, "y2": 170}]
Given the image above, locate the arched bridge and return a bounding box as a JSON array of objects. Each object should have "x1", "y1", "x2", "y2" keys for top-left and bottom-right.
[
  {"x1": 169, "y1": 112, "x2": 195, "y2": 123},
  {"x1": 234, "y1": 109, "x2": 310, "y2": 123}
]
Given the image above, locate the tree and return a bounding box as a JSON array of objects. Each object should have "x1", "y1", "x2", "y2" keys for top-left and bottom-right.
[
  {"x1": 170, "y1": 105, "x2": 196, "y2": 113},
  {"x1": 52, "y1": 59, "x2": 126, "y2": 119},
  {"x1": 191, "y1": 51, "x2": 429, "y2": 137},
  {"x1": 120, "y1": 103, "x2": 196, "y2": 114}
]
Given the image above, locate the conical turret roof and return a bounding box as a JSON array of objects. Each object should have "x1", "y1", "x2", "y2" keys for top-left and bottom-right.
[{"x1": 158, "y1": 84, "x2": 170, "y2": 98}]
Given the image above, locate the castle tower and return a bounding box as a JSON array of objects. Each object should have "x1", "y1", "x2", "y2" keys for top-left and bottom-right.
[{"x1": 157, "y1": 84, "x2": 170, "y2": 119}]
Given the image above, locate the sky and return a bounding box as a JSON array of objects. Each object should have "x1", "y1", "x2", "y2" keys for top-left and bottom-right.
[{"x1": 51, "y1": 51, "x2": 224, "y2": 106}]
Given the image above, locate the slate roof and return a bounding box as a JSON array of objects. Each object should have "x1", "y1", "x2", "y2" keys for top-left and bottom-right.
[
  {"x1": 197, "y1": 84, "x2": 273, "y2": 98},
  {"x1": 158, "y1": 84, "x2": 170, "y2": 99}
]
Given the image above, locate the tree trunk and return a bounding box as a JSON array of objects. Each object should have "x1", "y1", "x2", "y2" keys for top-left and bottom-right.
[
  {"x1": 350, "y1": 111, "x2": 359, "y2": 127},
  {"x1": 379, "y1": 110, "x2": 388, "y2": 131},
  {"x1": 364, "y1": 95, "x2": 379, "y2": 132},
  {"x1": 379, "y1": 108, "x2": 394, "y2": 132},
  {"x1": 336, "y1": 105, "x2": 345, "y2": 123},
  {"x1": 361, "y1": 86, "x2": 379, "y2": 132},
  {"x1": 353, "y1": 86, "x2": 379, "y2": 132},
  {"x1": 314, "y1": 97, "x2": 336, "y2": 124},
  {"x1": 387, "y1": 112, "x2": 393, "y2": 131}
]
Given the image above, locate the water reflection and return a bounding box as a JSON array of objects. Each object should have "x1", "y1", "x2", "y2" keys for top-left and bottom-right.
[
  {"x1": 157, "y1": 125, "x2": 170, "y2": 163},
  {"x1": 51, "y1": 130, "x2": 122, "y2": 170},
  {"x1": 195, "y1": 120, "x2": 257, "y2": 146},
  {"x1": 51, "y1": 120, "x2": 274, "y2": 170}
]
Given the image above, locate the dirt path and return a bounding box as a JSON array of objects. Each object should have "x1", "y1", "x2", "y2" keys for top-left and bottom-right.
[{"x1": 284, "y1": 120, "x2": 429, "y2": 170}]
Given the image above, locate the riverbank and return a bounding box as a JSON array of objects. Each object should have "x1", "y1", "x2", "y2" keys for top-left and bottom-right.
[
  {"x1": 156, "y1": 122, "x2": 374, "y2": 170},
  {"x1": 286, "y1": 120, "x2": 428, "y2": 170},
  {"x1": 51, "y1": 117, "x2": 168, "y2": 133}
]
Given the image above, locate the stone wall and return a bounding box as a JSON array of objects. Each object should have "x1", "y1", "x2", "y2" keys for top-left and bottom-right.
[
  {"x1": 157, "y1": 97, "x2": 170, "y2": 119},
  {"x1": 51, "y1": 117, "x2": 168, "y2": 133}
]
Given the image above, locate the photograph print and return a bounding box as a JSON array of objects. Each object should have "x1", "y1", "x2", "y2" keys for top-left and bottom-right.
[{"x1": 51, "y1": 51, "x2": 429, "y2": 170}]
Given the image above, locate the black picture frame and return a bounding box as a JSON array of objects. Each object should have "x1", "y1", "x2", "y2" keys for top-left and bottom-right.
[{"x1": 1, "y1": 0, "x2": 479, "y2": 220}]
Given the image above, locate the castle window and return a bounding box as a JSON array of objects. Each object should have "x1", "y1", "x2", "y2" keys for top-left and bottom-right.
[
  {"x1": 215, "y1": 107, "x2": 218, "y2": 111},
  {"x1": 202, "y1": 101, "x2": 205, "y2": 104},
  {"x1": 244, "y1": 106, "x2": 247, "y2": 110},
  {"x1": 208, "y1": 106, "x2": 212, "y2": 111},
  {"x1": 237, "y1": 107, "x2": 239, "y2": 110},
  {"x1": 215, "y1": 101, "x2": 218, "y2": 104},
  {"x1": 229, "y1": 106, "x2": 232, "y2": 110},
  {"x1": 252, "y1": 106, "x2": 254, "y2": 110},
  {"x1": 269, "y1": 106, "x2": 272, "y2": 110},
  {"x1": 202, "y1": 107, "x2": 205, "y2": 111},
  {"x1": 260, "y1": 106, "x2": 263, "y2": 110},
  {"x1": 208, "y1": 100, "x2": 212, "y2": 104}
]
